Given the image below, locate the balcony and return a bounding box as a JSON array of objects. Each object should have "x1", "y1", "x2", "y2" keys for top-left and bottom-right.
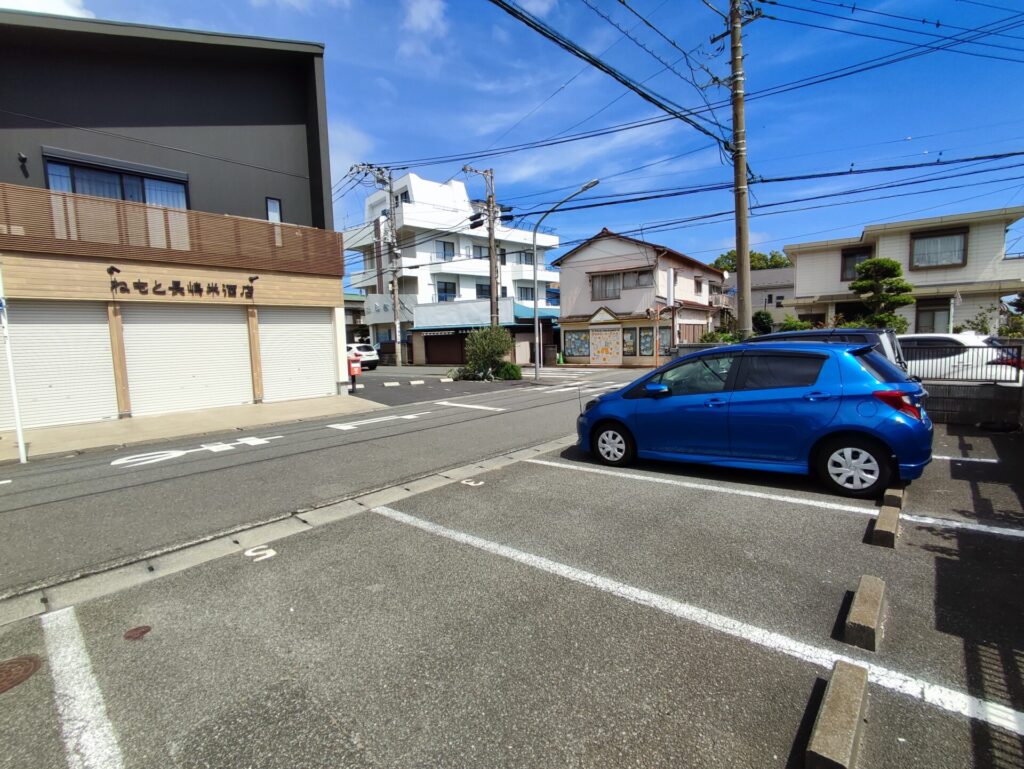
[
  {"x1": 710, "y1": 294, "x2": 732, "y2": 308},
  {"x1": 0, "y1": 183, "x2": 343, "y2": 277}
]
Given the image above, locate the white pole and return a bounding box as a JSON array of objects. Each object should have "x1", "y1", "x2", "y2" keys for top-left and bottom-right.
[
  {"x1": 532, "y1": 179, "x2": 599, "y2": 382},
  {"x1": 0, "y1": 265, "x2": 27, "y2": 463}
]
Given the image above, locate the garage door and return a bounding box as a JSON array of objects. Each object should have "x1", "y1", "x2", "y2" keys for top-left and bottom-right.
[
  {"x1": 258, "y1": 307, "x2": 337, "y2": 402},
  {"x1": 425, "y1": 334, "x2": 466, "y2": 365},
  {"x1": 122, "y1": 304, "x2": 253, "y2": 416},
  {"x1": 0, "y1": 301, "x2": 119, "y2": 429}
]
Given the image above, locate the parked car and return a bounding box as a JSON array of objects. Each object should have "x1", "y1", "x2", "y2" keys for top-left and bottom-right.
[
  {"x1": 346, "y1": 343, "x2": 379, "y2": 370},
  {"x1": 577, "y1": 342, "x2": 932, "y2": 498},
  {"x1": 897, "y1": 333, "x2": 1022, "y2": 384},
  {"x1": 746, "y1": 328, "x2": 907, "y2": 370}
]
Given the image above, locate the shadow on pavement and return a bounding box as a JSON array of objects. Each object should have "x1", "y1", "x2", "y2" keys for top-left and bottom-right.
[
  {"x1": 930, "y1": 428, "x2": 1024, "y2": 768},
  {"x1": 554, "y1": 446, "x2": 870, "y2": 504},
  {"x1": 942, "y1": 425, "x2": 1024, "y2": 529}
]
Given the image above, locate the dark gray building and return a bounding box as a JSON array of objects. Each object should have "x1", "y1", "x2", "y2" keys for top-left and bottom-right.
[
  {"x1": 0, "y1": 12, "x2": 351, "y2": 437},
  {"x1": 0, "y1": 10, "x2": 333, "y2": 228}
]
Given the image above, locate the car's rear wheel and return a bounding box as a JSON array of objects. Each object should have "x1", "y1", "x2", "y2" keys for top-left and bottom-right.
[
  {"x1": 592, "y1": 423, "x2": 636, "y2": 467},
  {"x1": 816, "y1": 436, "x2": 892, "y2": 498}
]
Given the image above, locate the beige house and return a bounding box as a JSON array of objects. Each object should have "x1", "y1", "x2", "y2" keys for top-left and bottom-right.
[
  {"x1": 554, "y1": 229, "x2": 728, "y2": 367},
  {"x1": 785, "y1": 207, "x2": 1024, "y2": 332},
  {"x1": 723, "y1": 267, "x2": 793, "y2": 327}
]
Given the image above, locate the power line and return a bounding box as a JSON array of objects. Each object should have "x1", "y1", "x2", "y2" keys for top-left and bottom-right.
[
  {"x1": 802, "y1": 0, "x2": 1024, "y2": 42},
  {"x1": 763, "y1": 12, "x2": 1024, "y2": 63},
  {"x1": 0, "y1": 107, "x2": 311, "y2": 179},
  {"x1": 518, "y1": 151, "x2": 1024, "y2": 211},
  {"x1": 577, "y1": 0, "x2": 726, "y2": 131},
  {"x1": 482, "y1": 0, "x2": 672, "y2": 150},
  {"x1": 763, "y1": 0, "x2": 1024, "y2": 53},
  {"x1": 484, "y1": 0, "x2": 728, "y2": 147}
]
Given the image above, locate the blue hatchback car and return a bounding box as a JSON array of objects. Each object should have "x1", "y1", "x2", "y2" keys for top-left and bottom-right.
[{"x1": 577, "y1": 342, "x2": 933, "y2": 498}]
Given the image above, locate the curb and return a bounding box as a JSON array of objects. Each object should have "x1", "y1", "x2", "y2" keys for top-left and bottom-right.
[
  {"x1": 871, "y1": 506, "x2": 900, "y2": 548},
  {"x1": 870, "y1": 482, "x2": 905, "y2": 548},
  {"x1": 806, "y1": 660, "x2": 870, "y2": 769},
  {"x1": 843, "y1": 575, "x2": 886, "y2": 652}
]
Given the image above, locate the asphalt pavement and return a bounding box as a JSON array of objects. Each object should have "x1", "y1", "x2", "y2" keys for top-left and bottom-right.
[
  {"x1": 0, "y1": 369, "x2": 641, "y2": 596},
  {"x1": 2, "y1": 424, "x2": 1021, "y2": 768},
  {"x1": 1, "y1": 385, "x2": 1021, "y2": 769}
]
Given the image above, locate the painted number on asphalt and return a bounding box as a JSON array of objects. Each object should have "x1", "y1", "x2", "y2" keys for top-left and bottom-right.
[
  {"x1": 461, "y1": 479, "x2": 485, "y2": 487},
  {"x1": 110, "y1": 436, "x2": 284, "y2": 469},
  {"x1": 244, "y1": 545, "x2": 276, "y2": 562}
]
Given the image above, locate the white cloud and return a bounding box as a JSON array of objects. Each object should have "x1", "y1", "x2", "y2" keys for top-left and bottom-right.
[
  {"x1": 519, "y1": 0, "x2": 557, "y2": 16},
  {"x1": 329, "y1": 118, "x2": 375, "y2": 228},
  {"x1": 328, "y1": 118, "x2": 374, "y2": 182},
  {"x1": 397, "y1": 0, "x2": 448, "y2": 68},
  {"x1": 494, "y1": 118, "x2": 678, "y2": 186},
  {"x1": 373, "y1": 76, "x2": 398, "y2": 99},
  {"x1": 0, "y1": 0, "x2": 93, "y2": 17}
]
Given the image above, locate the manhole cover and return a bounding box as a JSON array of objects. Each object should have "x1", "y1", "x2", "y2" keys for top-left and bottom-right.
[
  {"x1": 123, "y1": 625, "x2": 151, "y2": 641},
  {"x1": 0, "y1": 655, "x2": 41, "y2": 694}
]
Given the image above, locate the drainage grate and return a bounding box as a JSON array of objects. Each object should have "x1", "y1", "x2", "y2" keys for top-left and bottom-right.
[{"x1": 0, "y1": 655, "x2": 41, "y2": 694}]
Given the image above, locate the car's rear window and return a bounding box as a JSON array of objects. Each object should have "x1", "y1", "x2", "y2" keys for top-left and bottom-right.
[{"x1": 857, "y1": 350, "x2": 911, "y2": 383}]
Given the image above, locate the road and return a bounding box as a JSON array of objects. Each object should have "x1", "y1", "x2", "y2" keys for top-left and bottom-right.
[
  {"x1": 1, "y1": 376, "x2": 1022, "y2": 769},
  {"x1": 0, "y1": 368, "x2": 638, "y2": 597}
]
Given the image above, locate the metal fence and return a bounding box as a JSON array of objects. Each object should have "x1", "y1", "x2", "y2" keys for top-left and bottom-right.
[{"x1": 903, "y1": 344, "x2": 1023, "y2": 384}]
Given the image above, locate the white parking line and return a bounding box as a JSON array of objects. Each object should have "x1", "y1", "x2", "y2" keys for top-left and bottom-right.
[
  {"x1": 0, "y1": 479, "x2": 10, "y2": 485},
  {"x1": 383, "y1": 382, "x2": 401, "y2": 387},
  {"x1": 42, "y1": 607, "x2": 125, "y2": 769},
  {"x1": 410, "y1": 380, "x2": 425, "y2": 385},
  {"x1": 902, "y1": 513, "x2": 1024, "y2": 539},
  {"x1": 526, "y1": 458, "x2": 875, "y2": 515},
  {"x1": 933, "y1": 455, "x2": 999, "y2": 464},
  {"x1": 527, "y1": 459, "x2": 1024, "y2": 539},
  {"x1": 435, "y1": 401, "x2": 506, "y2": 412},
  {"x1": 373, "y1": 505, "x2": 1024, "y2": 735},
  {"x1": 327, "y1": 412, "x2": 431, "y2": 430}
]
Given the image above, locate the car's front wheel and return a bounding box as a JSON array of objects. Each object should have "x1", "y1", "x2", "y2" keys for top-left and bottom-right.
[
  {"x1": 592, "y1": 423, "x2": 636, "y2": 467},
  {"x1": 816, "y1": 436, "x2": 892, "y2": 498}
]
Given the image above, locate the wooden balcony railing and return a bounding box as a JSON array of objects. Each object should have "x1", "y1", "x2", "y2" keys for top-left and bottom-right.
[{"x1": 0, "y1": 182, "x2": 343, "y2": 277}]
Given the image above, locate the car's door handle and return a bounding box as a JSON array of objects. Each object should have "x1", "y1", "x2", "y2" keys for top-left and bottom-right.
[
  {"x1": 704, "y1": 398, "x2": 727, "y2": 408},
  {"x1": 803, "y1": 392, "x2": 832, "y2": 401}
]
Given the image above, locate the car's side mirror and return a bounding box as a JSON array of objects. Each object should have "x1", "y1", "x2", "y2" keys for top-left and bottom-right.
[{"x1": 644, "y1": 383, "x2": 671, "y2": 398}]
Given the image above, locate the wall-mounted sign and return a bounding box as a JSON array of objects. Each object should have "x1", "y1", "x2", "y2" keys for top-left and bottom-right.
[{"x1": 107, "y1": 267, "x2": 256, "y2": 300}]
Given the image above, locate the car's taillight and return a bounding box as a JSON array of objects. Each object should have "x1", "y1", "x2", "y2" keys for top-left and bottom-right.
[
  {"x1": 873, "y1": 390, "x2": 922, "y2": 420},
  {"x1": 989, "y1": 354, "x2": 1024, "y2": 370}
]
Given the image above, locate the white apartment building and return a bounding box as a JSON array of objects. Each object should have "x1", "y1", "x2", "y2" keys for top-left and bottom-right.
[
  {"x1": 343, "y1": 173, "x2": 560, "y2": 363},
  {"x1": 784, "y1": 207, "x2": 1024, "y2": 332},
  {"x1": 723, "y1": 267, "x2": 794, "y2": 327}
]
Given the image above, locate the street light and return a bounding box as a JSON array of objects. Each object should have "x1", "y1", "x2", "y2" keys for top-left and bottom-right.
[{"x1": 532, "y1": 179, "x2": 599, "y2": 382}]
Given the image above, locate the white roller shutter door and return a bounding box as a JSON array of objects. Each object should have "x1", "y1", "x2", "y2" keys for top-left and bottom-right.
[
  {"x1": 0, "y1": 301, "x2": 119, "y2": 429},
  {"x1": 258, "y1": 307, "x2": 337, "y2": 401},
  {"x1": 122, "y1": 304, "x2": 253, "y2": 416}
]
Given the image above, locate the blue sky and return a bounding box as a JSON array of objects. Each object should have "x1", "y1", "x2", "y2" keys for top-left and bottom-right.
[{"x1": 5, "y1": 0, "x2": 1024, "y2": 265}]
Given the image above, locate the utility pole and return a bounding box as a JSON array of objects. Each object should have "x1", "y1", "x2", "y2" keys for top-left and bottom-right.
[
  {"x1": 351, "y1": 163, "x2": 403, "y2": 366},
  {"x1": 463, "y1": 166, "x2": 500, "y2": 327},
  {"x1": 729, "y1": 0, "x2": 752, "y2": 340},
  {"x1": 708, "y1": 0, "x2": 757, "y2": 339}
]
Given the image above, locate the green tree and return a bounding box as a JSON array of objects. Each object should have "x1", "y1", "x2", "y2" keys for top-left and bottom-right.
[
  {"x1": 962, "y1": 305, "x2": 999, "y2": 335},
  {"x1": 711, "y1": 250, "x2": 792, "y2": 272},
  {"x1": 1011, "y1": 292, "x2": 1024, "y2": 314},
  {"x1": 848, "y1": 258, "x2": 914, "y2": 333},
  {"x1": 779, "y1": 314, "x2": 813, "y2": 331},
  {"x1": 463, "y1": 326, "x2": 514, "y2": 379},
  {"x1": 752, "y1": 309, "x2": 774, "y2": 335}
]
